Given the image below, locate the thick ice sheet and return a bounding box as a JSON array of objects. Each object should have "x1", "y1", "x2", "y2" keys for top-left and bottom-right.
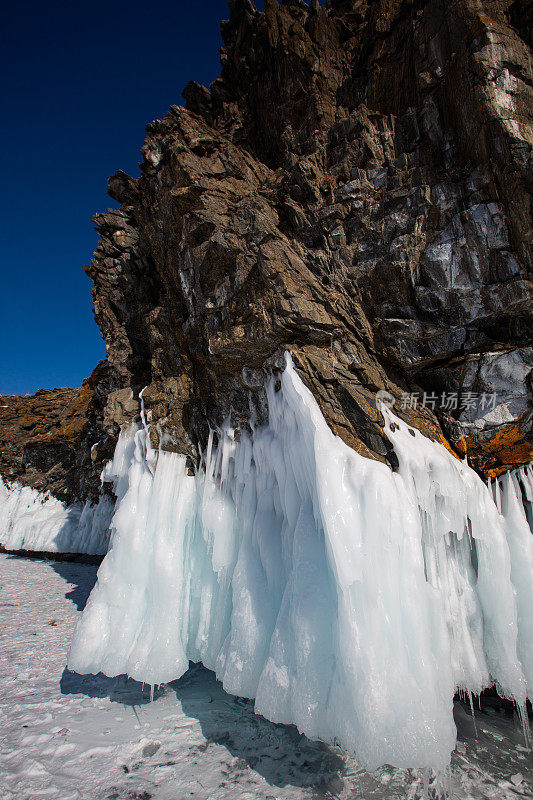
[
  {"x1": 0, "y1": 478, "x2": 113, "y2": 555},
  {"x1": 68, "y1": 355, "x2": 533, "y2": 772}
]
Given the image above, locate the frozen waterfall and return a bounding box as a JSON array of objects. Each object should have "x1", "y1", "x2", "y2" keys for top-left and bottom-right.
[{"x1": 67, "y1": 354, "x2": 533, "y2": 772}]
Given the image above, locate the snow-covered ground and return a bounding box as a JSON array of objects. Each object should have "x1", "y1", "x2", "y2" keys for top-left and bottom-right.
[{"x1": 0, "y1": 553, "x2": 531, "y2": 800}]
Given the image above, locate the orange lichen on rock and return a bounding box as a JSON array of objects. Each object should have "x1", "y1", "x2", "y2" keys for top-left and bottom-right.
[
  {"x1": 0, "y1": 362, "x2": 110, "y2": 502},
  {"x1": 462, "y1": 421, "x2": 533, "y2": 478}
]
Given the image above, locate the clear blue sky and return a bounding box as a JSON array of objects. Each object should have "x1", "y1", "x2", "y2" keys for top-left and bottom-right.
[{"x1": 1, "y1": 0, "x2": 265, "y2": 394}]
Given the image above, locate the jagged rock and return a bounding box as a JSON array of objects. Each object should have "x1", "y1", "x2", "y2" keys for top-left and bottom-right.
[
  {"x1": 107, "y1": 170, "x2": 139, "y2": 205},
  {"x1": 1, "y1": 0, "x2": 532, "y2": 501}
]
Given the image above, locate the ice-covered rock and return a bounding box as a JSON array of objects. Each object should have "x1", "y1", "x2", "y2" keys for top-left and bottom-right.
[
  {"x1": 0, "y1": 478, "x2": 113, "y2": 555},
  {"x1": 68, "y1": 355, "x2": 532, "y2": 772}
]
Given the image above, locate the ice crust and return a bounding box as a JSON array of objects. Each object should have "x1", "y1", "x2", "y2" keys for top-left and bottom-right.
[
  {"x1": 0, "y1": 478, "x2": 113, "y2": 555},
  {"x1": 68, "y1": 355, "x2": 533, "y2": 771}
]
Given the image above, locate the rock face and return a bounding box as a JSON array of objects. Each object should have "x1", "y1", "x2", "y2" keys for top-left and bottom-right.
[
  {"x1": 0, "y1": 363, "x2": 115, "y2": 502},
  {"x1": 2, "y1": 0, "x2": 533, "y2": 500}
]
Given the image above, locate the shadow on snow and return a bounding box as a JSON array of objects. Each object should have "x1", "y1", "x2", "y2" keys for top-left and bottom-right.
[
  {"x1": 60, "y1": 661, "x2": 344, "y2": 790},
  {"x1": 49, "y1": 559, "x2": 99, "y2": 610}
]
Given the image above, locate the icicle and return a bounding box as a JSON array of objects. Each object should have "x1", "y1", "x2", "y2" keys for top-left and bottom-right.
[
  {"x1": 494, "y1": 475, "x2": 502, "y2": 512},
  {"x1": 139, "y1": 386, "x2": 149, "y2": 431},
  {"x1": 517, "y1": 466, "x2": 533, "y2": 534},
  {"x1": 468, "y1": 691, "x2": 478, "y2": 737},
  {"x1": 422, "y1": 768, "x2": 430, "y2": 800}
]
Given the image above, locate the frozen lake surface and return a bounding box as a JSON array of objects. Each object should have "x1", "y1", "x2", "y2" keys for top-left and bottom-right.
[{"x1": 0, "y1": 553, "x2": 531, "y2": 800}]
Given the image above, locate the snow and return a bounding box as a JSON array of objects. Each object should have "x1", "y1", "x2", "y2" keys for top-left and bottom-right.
[
  {"x1": 0, "y1": 478, "x2": 113, "y2": 555},
  {"x1": 1, "y1": 553, "x2": 531, "y2": 800},
  {"x1": 67, "y1": 354, "x2": 533, "y2": 775}
]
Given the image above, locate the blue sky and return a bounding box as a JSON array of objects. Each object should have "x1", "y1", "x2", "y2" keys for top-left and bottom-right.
[{"x1": 1, "y1": 0, "x2": 262, "y2": 394}]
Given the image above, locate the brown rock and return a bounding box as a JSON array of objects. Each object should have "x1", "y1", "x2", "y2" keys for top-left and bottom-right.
[{"x1": 2, "y1": 0, "x2": 532, "y2": 502}]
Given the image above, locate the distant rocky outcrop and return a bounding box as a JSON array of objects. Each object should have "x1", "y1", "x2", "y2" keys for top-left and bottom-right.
[
  {"x1": 2, "y1": 0, "x2": 532, "y2": 501},
  {"x1": 0, "y1": 363, "x2": 113, "y2": 502}
]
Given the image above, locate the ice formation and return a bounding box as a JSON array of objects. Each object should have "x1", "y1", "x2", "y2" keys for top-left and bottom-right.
[
  {"x1": 0, "y1": 478, "x2": 113, "y2": 555},
  {"x1": 68, "y1": 354, "x2": 533, "y2": 772}
]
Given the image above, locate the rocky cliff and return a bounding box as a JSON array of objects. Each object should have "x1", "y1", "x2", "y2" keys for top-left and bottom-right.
[{"x1": 2, "y1": 0, "x2": 532, "y2": 502}]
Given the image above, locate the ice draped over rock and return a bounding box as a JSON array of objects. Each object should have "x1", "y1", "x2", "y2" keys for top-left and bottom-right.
[
  {"x1": 68, "y1": 356, "x2": 533, "y2": 772},
  {"x1": 0, "y1": 479, "x2": 113, "y2": 556}
]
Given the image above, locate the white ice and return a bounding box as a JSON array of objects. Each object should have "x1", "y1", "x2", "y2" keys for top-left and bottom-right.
[
  {"x1": 66, "y1": 353, "x2": 532, "y2": 773},
  {"x1": 0, "y1": 478, "x2": 113, "y2": 555}
]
